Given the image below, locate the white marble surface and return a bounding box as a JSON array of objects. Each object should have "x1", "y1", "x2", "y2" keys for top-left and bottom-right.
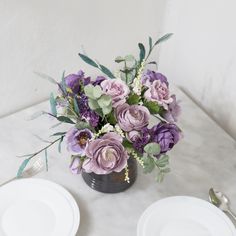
[{"x1": 0, "y1": 86, "x2": 236, "y2": 236}]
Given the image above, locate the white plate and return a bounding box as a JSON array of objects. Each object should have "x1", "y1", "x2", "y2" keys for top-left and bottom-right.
[
  {"x1": 0, "y1": 178, "x2": 80, "y2": 236},
  {"x1": 137, "y1": 196, "x2": 236, "y2": 236}
]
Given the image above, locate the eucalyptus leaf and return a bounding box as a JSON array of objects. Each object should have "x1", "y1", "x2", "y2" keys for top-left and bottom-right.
[
  {"x1": 149, "y1": 36, "x2": 153, "y2": 51},
  {"x1": 17, "y1": 158, "x2": 31, "y2": 177},
  {"x1": 156, "y1": 171, "x2": 165, "y2": 183},
  {"x1": 142, "y1": 156, "x2": 155, "y2": 173},
  {"x1": 50, "y1": 93, "x2": 57, "y2": 116},
  {"x1": 154, "y1": 33, "x2": 173, "y2": 46},
  {"x1": 97, "y1": 95, "x2": 112, "y2": 108},
  {"x1": 78, "y1": 53, "x2": 98, "y2": 68},
  {"x1": 125, "y1": 54, "x2": 135, "y2": 61},
  {"x1": 144, "y1": 143, "x2": 160, "y2": 155},
  {"x1": 102, "y1": 104, "x2": 112, "y2": 115},
  {"x1": 84, "y1": 84, "x2": 95, "y2": 99},
  {"x1": 34, "y1": 72, "x2": 58, "y2": 85},
  {"x1": 57, "y1": 116, "x2": 75, "y2": 124},
  {"x1": 88, "y1": 99, "x2": 100, "y2": 110},
  {"x1": 92, "y1": 85, "x2": 102, "y2": 98},
  {"x1": 99, "y1": 64, "x2": 115, "y2": 78},
  {"x1": 138, "y1": 43, "x2": 146, "y2": 62}
]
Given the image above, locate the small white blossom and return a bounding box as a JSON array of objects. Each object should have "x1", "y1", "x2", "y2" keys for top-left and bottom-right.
[
  {"x1": 100, "y1": 124, "x2": 114, "y2": 134},
  {"x1": 115, "y1": 124, "x2": 125, "y2": 137}
]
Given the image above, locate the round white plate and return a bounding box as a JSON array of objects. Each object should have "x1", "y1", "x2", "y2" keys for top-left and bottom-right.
[
  {"x1": 0, "y1": 178, "x2": 80, "y2": 236},
  {"x1": 137, "y1": 196, "x2": 236, "y2": 236}
]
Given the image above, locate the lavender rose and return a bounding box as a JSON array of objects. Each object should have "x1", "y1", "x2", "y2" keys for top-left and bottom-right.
[
  {"x1": 150, "y1": 122, "x2": 181, "y2": 154},
  {"x1": 116, "y1": 103, "x2": 150, "y2": 132},
  {"x1": 142, "y1": 70, "x2": 169, "y2": 87},
  {"x1": 127, "y1": 128, "x2": 150, "y2": 153},
  {"x1": 144, "y1": 80, "x2": 173, "y2": 110},
  {"x1": 65, "y1": 128, "x2": 93, "y2": 155},
  {"x1": 163, "y1": 95, "x2": 181, "y2": 123},
  {"x1": 70, "y1": 156, "x2": 82, "y2": 174},
  {"x1": 82, "y1": 132, "x2": 128, "y2": 174},
  {"x1": 100, "y1": 78, "x2": 130, "y2": 108},
  {"x1": 64, "y1": 70, "x2": 90, "y2": 94}
]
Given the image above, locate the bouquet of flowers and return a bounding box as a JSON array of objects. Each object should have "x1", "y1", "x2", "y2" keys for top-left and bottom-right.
[{"x1": 18, "y1": 34, "x2": 182, "y2": 182}]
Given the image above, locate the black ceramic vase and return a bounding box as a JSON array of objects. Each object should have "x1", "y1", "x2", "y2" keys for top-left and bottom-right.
[{"x1": 82, "y1": 157, "x2": 137, "y2": 193}]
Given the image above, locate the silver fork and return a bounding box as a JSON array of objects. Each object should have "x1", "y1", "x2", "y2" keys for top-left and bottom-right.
[{"x1": 0, "y1": 158, "x2": 44, "y2": 187}]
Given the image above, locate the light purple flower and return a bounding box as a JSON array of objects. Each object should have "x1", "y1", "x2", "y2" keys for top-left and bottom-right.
[
  {"x1": 92, "y1": 76, "x2": 106, "y2": 86},
  {"x1": 163, "y1": 95, "x2": 181, "y2": 123},
  {"x1": 144, "y1": 80, "x2": 173, "y2": 110},
  {"x1": 70, "y1": 156, "x2": 82, "y2": 174},
  {"x1": 65, "y1": 128, "x2": 93, "y2": 155},
  {"x1": 100, "y1": 78, "x2": 130, "y2": 108},
  {"x1": 150, "y1": 122, "x2": 181, "y2": 154},
  {"x1": 142, "y1": 70, "x2": 169, "y2": 87},
  {"x1": 82, "y1": 132, "x2": 128, "y2": 174},
  {"x1": 115, "y1": 103, "x2": 150, "y2": 132}
]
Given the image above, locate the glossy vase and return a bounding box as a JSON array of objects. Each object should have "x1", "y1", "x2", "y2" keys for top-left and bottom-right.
[{"x1": 82, "y1": 157, "x2": 137, "y2": 193}]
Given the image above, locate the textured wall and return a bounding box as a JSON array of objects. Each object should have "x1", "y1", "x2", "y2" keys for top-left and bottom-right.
[
  {"x1": 0, "y1": 0, "x2": 165, "y2": 117},
  {"x1": 158, "y1": 0, "x2": 236, "y2": 140}
]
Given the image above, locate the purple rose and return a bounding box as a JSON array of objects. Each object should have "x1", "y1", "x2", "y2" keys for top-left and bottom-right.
[
  {"x1": 64, "y1": 70, "x2": 90, "y2": 94},
  {"x1": 127, "y1": 128, "x2": 150, "y2": 153},
  {"x1": 116, "y1": 103, "x2": 150, "y2": 132},
  {"x1": 82, "y1": 132, "x2": 128, "y2": 174},
  {"x1": 144, "y1": 80, "x2": 173, "y2": 110},
  {"x1": 70, "y1": 156, "x2": 82, "y2": 174},
  {"x1": 150, "y1": 122, "x2": 181, "y2": 153},
  {"x1": 100, "y1": 78, "x2": 130, "y2": 108},
  {"x1": 65, "y1": 128, "x2": 93, "y2": 155},
  {"x1": 142, "y1": 70, "x2": 169, "y2": 87},
  {"x1": 163, "y1": 95, "x2": 181, "y2": 123},
  {"x1": 92, "y1": 76, "x2": 106, "y2": 86}
]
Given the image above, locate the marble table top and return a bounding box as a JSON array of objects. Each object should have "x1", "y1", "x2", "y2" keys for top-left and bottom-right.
[{"x1": 0, "y1": 86, "x2": 236, "y2": 236}]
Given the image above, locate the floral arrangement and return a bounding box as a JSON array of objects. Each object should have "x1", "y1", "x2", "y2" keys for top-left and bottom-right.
[{"x1": 17, "y1": 34, "x2": 182, "y2": 182}]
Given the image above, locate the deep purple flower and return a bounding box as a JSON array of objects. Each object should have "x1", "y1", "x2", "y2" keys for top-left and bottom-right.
[
  {"x1": 150, "y1": 122, "x2": 181, "y2": 154},
  {"x1": 70, "y1": 156, "x2": 82, "y2": 174},
  {"x1": 64, "y1": 70, "x2": 90, "y2": 94},
  {"x1": 92, "y1": 76, "x2": 106, "y2": 86},
  {"x1": 82, "y1": 132, "x2": 128, "y2": 174},
  {"x1": 163, "y1": 95, "x2": 181, "y2": 123},
  {"x1": 127, "y1": 128, "x2": 150, "y2": 153},
  {"x1": 142, "y1": 70, "x2": 169, "y2": 87},
  {"x1": 65, "y1": 127, "x2": 93, "y2": 155},
  {"x1": 78, "y1": 94, "x2": 100, "y2": 127}
]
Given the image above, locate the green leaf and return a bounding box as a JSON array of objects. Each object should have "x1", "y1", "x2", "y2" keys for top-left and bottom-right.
[
  {"x1": 142, "y1": 156, "x2": 155, "y2": 173},
  {"x1": 107, "y1": 112, "x2": 116, "y2": 125},
  {"x1": 155, "y1": 155, "x2": 169, "y2": 166},
  {"x1": 51, "y1": 132, "x2": 66, "y2": 136},
  {"x1": 45, "y1": 149, "x2": 48, "y2": 171},
  {"x1": 58, "y1": 136, "x2": 64, "y2": 153},
  {"x1": 75, "y1": 121, "x2": 91, "y2": 130},
  {"x1": 147, "y1": 61, "x2": 158, "y2": 66},
  {"x1": 143, "y1": 100, "x2": 160, "y2": 114},
  {"x1": 49, "y1": 93, "x2": 57, "y2": 116},
  {"x1": 97, "y1": 95, "x2": 112, "y2": 108},
  {"x1": 122, "y1": 139, "x2": 133, "y2": 149},
  {"x1": 99, "y1": 64, "x2": 115, "y2": 78},
  {"x1": 88, "y1": 99, "x2": 100, "y2": 110},
  {"x1": 60, "y1": 71, "x2": 67, "y2": 94},
  {"x1": 154, "y1": 33, "x2": 173, "y2": 46},
  {"x1": 73, "y1": 97, "x2": 80, "y2": 115},
  {"x1": 84, "y1": 84, "x2": 95, "y2": 99},
  {"x1": 156, "y1": 171, "x2": 165, "y2": 183},
  {"x1": 138, "y1": 43, "x2": 146, "y2": 62},
  {"x1": 102, "y1": 104, "x2": 112, "y2": 115},
  {"x1": 17, "y1": 158, "x2": 32, "y2": 177},
  {"x1": 144, "y1": 143, "x2": 160, "y2": 155},
  {"x1": 78, "y1": 53, "x2": 98, "y2": 68},
  {"x1": 57, "y1": 116, "x2": 75, "y2": 124},
  {"x1": 149, "y1": 36, "x2": 153, "y2": 51},
  {"x1": 34, "y1": 72, "x2": 58, "y2": 85},
  {"x1": 92, "y1": 85, "x2": 102, "y2": 98},
  {"x1": 115, "y1": 56, "x2": 125, "y2": 63},
  {"x1": 127, "y1": 94, "x2": 140, "y2": 105}
]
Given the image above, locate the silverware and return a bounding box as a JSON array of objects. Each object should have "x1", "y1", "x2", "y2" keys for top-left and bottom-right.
[
  {"x1": 209, "y1": 188, "x2": 236, "y2": 221},
  {"x1": 0, "y1": 158, "x2": 44, "y2": 187}
]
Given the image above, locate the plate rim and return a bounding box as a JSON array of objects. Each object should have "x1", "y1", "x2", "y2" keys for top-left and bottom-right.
[
  {"x1": 137, "y1": 196, "x2": 236, "y2": 236},
  {"x1": 0, "y1": 178, "x2": 80, "y2": 236}
]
